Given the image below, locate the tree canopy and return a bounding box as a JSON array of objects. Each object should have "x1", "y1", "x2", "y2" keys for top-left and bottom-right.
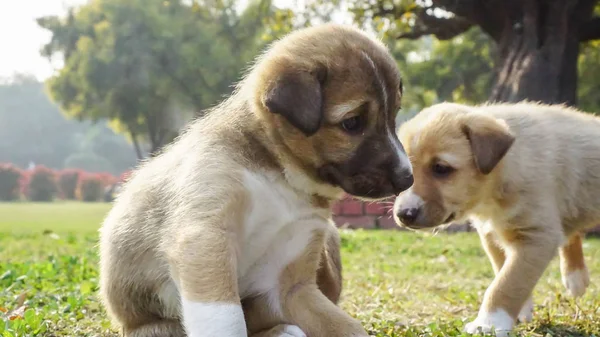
[
  {"x1": 38, "y1": 0, "x2": 295, "y2": 157},
  {"x1": 333, "y1": 0, "x2": 600, "y2": 107}
]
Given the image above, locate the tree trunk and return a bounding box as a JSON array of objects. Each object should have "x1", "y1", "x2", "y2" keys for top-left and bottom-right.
[
  {"x1": 129, "y1": 128, "x2": 144, "y2": 160},
  {"x1": 489, "y1": 0, "x2": 595, "y2": 105}
]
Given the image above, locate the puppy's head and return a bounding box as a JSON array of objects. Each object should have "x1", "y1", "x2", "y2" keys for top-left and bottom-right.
[
  {"x1": 251, "y1": 24, "x2": 413, "y2": 200},
  {"x1": 393, "y1": 103, "x2": 515, "y2": 229}
]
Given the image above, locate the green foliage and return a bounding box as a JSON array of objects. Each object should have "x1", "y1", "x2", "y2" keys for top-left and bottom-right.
[
  {"x1": 578, "y1": 40, "x2": 600, "y2": 113},
  {"x1": 0, "y1": 164, "x2": 22, "y2": 201},
  {"x1": 389, "y1": 28, "x2": 495, "y2": 116},
  {"x1": 38, "y1": 0, "x2": 294, "y2": 154},
  {"x1": 24, "y1": 167, "x2": 58, "y2": 202}
]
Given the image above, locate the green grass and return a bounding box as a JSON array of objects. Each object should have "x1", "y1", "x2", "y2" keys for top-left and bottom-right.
[
  {"x1": 0, "y1": 202, "x2": 108, "y2": 234},
  {"x1": 1, "y1": 203, "x2": 599, "y2": 337}
]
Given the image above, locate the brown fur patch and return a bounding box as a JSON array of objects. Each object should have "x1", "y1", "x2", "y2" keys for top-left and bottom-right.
[{"x1": 560, "y1": 233, "x2": 587, "y2": 272}]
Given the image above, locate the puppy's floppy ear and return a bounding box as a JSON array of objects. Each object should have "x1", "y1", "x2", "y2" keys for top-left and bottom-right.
[
  {"x1": 263, "y1": 68, "x2": 325, "y2": 136},
  {"x1": 462, "y1": 114, "x2": 515, "y2": 175}
]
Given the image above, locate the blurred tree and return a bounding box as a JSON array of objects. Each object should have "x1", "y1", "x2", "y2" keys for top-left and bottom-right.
[
  {"x1": 0, "y1": 75, "x2": 80, "y2": 168},
  {"x1": 0, "y1": 75, "x2": 140, "y2": 174},
  {"x1": 337, "y1": 0, "x2": 600, "y2": 106},
  {"x1": 64, "y1": 152, "x2": 115, "y2": 173},
  {"x1": 388, "y1": 27, "x2": 495, "y2": 115},
  {"x1": 38, "y1": 0, "x2": 294, "y2": 157}
]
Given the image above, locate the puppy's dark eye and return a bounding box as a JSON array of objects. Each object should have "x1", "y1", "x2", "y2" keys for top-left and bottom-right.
[
  {"x1": 340, "y1": 115, "x2": 365, "y2": 134},
  {"x1": 431, "y1": 163, "x2": 455, "y2": 177}
]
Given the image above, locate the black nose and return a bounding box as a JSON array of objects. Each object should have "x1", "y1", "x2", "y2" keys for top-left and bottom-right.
[
  {"x1": 397, "y1": 207, "x2": 420, "y2": 225},
  {"x1": 391, "y1": 169, "x2": 414, "y2": 195}
]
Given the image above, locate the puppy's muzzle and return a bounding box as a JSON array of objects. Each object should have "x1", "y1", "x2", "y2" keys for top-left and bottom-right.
[
  {"x1": 318, "y1": 130, "x2": 413, "y2": 200},
  {"x1": 397, "y1": 206, "x2": 420, "y2": 226},
  {"x1": 390, "y1": 167, "x2": 414, "y2": 195}
]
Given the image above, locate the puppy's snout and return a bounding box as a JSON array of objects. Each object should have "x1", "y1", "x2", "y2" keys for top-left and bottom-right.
[
  {"x1": 397, "y1": 206, "x2": 420, "y2": 225},
  {"x1": 390, "y1": 168, "x2": 414, "y2": 195}
]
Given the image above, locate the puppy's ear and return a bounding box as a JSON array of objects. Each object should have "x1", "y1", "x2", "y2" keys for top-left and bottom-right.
[
  {"x1": 263, "y1": 69, "x2": 325, "y2": 136},
  {"x1": 462, "y1": 114, "x2": 515, "y2": 175}
]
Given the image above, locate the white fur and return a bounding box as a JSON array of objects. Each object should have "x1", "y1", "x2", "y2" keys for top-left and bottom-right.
[
  {"x1": 563, "y1": 269, "x2": 590, "y2": 297},
  {"x1": 278, "y1": 325, "x2": 307, "y2": 337},
  {"x1": 387, "y1": 127, "x2": 412, "y2": 175},
  {"x1": 328, "y1": 100, "x2": 364, "y2": 123},
  {"x1": 437, "y1": 153, "x2": 462, "y2": 168},
  {"x1": 283, "y1": 165, "x2": 343, "y2": 200},
  {"x1": 237, "y1": 170, "x2": 330, "y2": 314},
  {"x1": 181, "y1": 300, "x2": 247, "y2": 337},
  {"x1": 464, "y1": 308, "x2": 514, "y2": 337},
  {"x1": 394, "y1": 188, "x2": 423, "y2": 211},
  {"x1": 361, "y1": 51, "x2": 387, "y2": 110},
  {"x1": 158, "y1": 281, "x2": 181, "y2": 318},
  {"x1": 518, "y1": 297, "x2": 534, "y2": 323}
]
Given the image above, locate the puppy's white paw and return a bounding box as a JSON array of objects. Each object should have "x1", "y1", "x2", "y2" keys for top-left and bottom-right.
[
  {"x1": 277, "y1": 325, "x2": 306, "y2": 337},
  {"x1": 562, "y1": 269, "x2": 590, "y2": 298},
  {"x1": 517, "y1": 298, "x2": 533, "y2": 323},
  {"x1": 464, "y1": 309, "x2": 514, "y2": 337}
]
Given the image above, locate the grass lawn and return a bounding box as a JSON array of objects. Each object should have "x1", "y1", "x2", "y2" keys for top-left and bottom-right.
[{"x1": 1, "y1": 202, "x2": 599, "y2": 337}]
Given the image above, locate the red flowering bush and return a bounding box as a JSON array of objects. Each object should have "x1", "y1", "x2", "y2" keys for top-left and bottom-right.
[
  {"x1": 24, "y1": 166, "x2": 58, "y2": 202},
  {"x1": 58, "y1": 169, "x2": 82, "y2": 200},
  {"x1": 76, "y1": 173, "x2": 105, "y2": 202},
  {"x1": 119, "y1": 170, "x2": 132, "y2": 184},
  {"x1": 0, "y1": 163, "x2": 23, "y2": 201},
  {"x1": 96, "y1": 172, "x2": 118, "y2": 187}
]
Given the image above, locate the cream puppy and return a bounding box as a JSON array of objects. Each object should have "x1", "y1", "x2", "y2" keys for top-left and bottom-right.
[
  {"x1": 99, "y1": 23, "x2": 413, "y2": 337},
  {"x1": 394, "y1": 101, "x2": 598, "y2": 336}
]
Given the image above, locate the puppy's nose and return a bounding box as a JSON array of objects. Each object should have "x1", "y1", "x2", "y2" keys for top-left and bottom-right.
[
  {"x1": 397, "y1": 207, "x2": 420, "y2": 225},
  {"x1": 391, "y1": 169, "x2": 414, "y2": 195}
]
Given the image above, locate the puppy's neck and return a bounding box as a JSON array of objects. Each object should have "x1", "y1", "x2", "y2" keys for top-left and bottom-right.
[
  {"x1": 240, "y1": 102, "x2": 344, "y2": 204},
  {"x1": 282, "y1": 163, "x2": 344, "y2": 201},
  {"x1": 471, "y1": 166, "x2": 517, "y2": 221}
]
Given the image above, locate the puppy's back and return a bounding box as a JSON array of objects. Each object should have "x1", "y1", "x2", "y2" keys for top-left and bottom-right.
[
  {"x1": 98, "y1": 102, "x2": 257, "y2": 329},
  {"x1": 482, "y1": 102, "x2": 600, "y2": 231}
]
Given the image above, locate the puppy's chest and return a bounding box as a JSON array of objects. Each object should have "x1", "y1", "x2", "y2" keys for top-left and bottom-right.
[{"x1": 237, "y1": 170, "x2": 328, "y2": 297}]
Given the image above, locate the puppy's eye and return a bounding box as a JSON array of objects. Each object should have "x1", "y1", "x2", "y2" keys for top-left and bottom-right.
[
  {"x1": 340, "y1": 115, "x2": 366, "y2": 134},
  {"x1": 431, "y1": 163, "x2": 455, "y2": 177}
]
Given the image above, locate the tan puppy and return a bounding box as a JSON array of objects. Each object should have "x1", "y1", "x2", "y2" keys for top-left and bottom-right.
[
  {"x1": 99, "y1": 23, "x2": 413, "y2": 337},
  {"x1": 393, "y1": 101, "x2": 598, "y2": 336}
]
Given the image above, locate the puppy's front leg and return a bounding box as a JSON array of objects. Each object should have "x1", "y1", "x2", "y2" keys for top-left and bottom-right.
[
  {"x1": 478, "y1": 226, "x2": 533, "y2": 323},
  {"x1": 466, "y1": 226, "x2": 561, "y2": 336},
  {"x1": 280, "y1": 230, "x2": 368, "y2": 337},
  {"x1": 478, "y1": 225, "x2": 506, "y2": 273},
  {"x1": 167, "y1": 225, "x2": 247, "y2": 337}
]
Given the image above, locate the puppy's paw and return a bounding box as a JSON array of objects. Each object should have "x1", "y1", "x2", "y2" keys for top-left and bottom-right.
[
  {"x1": 517, "y1": 298, "x2": 534, "y2": 323},
  {"x1": 279, "y1": 325, "x2": 306, "y2": 337},
  {"x1": 562, "y1": 268, "x2": 590, "y2": 298},
  {"x1": 464, "y1": 309, "x2": 514, "y2": 337},
  {"x1": 251, "y1": 324, "x2": 306, "y2": 337}
]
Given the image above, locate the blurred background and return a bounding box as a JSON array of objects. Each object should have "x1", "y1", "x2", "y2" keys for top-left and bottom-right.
[
  {"x1": 0, "y1": 0, "x2": 599, "y2": 205},
  {"x1": 2, "y1": 2, "x2": 600, "y2": 336}
]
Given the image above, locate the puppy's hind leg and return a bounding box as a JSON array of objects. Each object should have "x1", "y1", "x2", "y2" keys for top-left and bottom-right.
[
  {"x1": 559, "y1": 232, "x2": 590, "y2": 298},
  {"x1": 125, "y1": 320, "x2": 186, "y2": 337}
]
